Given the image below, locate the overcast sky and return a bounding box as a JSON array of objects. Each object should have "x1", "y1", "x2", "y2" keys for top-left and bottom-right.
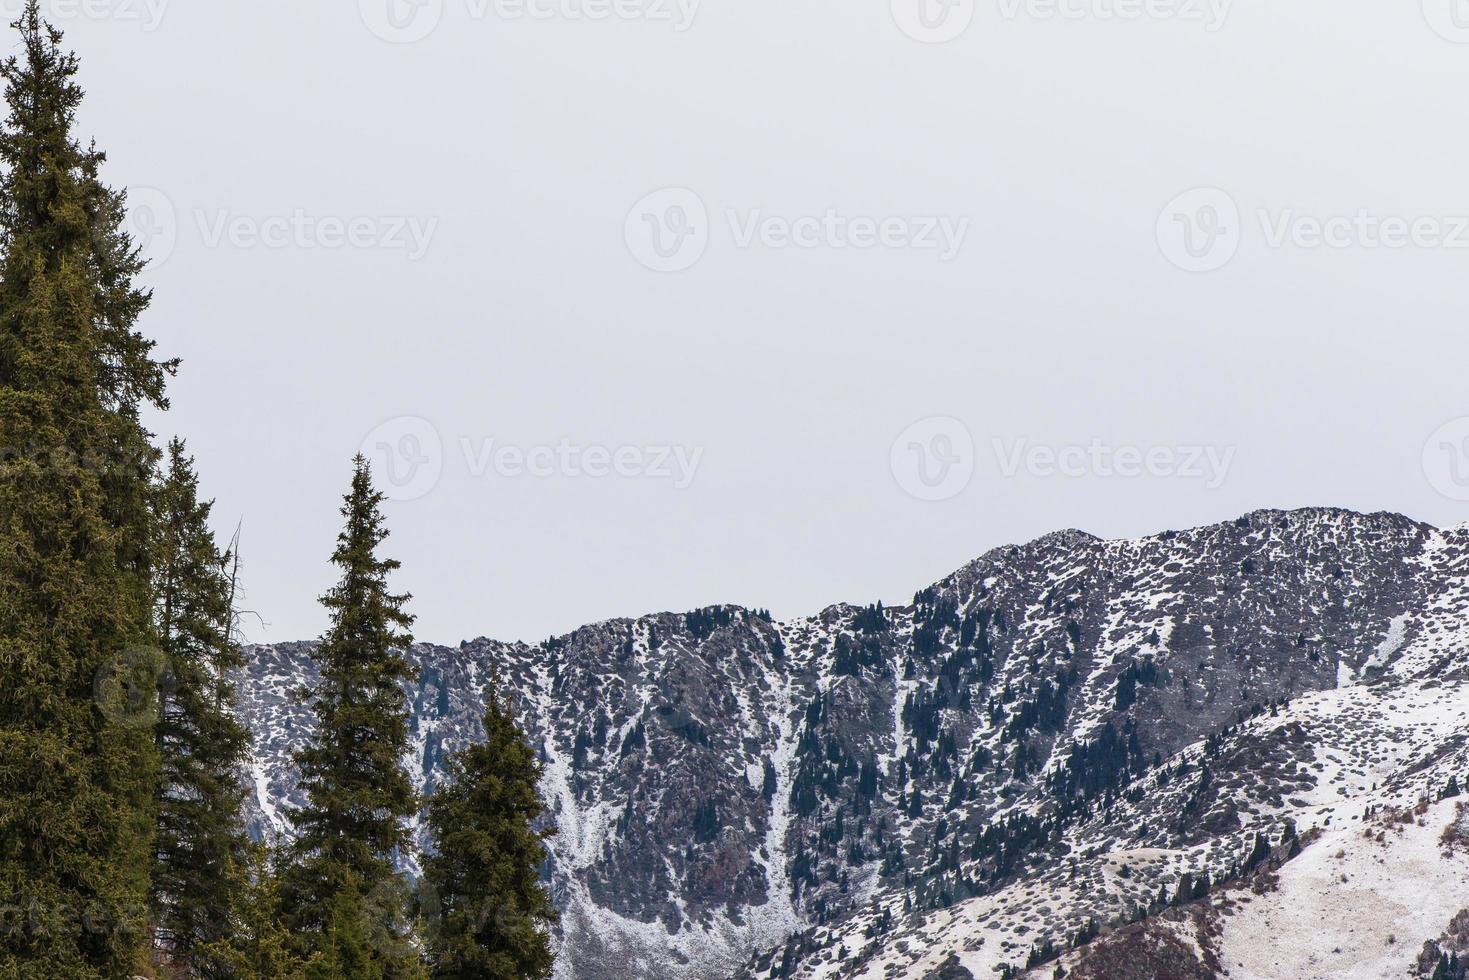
[{"x1": 43, "y1": 0, "x2": 1469, "y2": 644}]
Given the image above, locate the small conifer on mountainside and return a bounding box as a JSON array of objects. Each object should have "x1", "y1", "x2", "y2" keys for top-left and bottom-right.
[
  {"x1": 423, "y1": 690, "x2": 557, "y2": 980},
  {"x1": 283, "y1": 456, "x2": 424, "y2": 978},
  {"x1": 150, "y1": 440, "x2": 255, "y2": 975}
]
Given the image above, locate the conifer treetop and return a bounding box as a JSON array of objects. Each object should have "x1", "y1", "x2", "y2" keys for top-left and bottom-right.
[
  {"x1": 0, "y1": 0, "x2": 174, "y2": 419},
  {"x1": 319, "y1": 454, "x2": 414, "y2": 658}
]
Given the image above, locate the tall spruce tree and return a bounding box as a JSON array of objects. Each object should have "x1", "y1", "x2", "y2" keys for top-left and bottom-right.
[
  {"x1": 0, "y1": 4, "x2": 173, "y2": 976},
  {"x1": 422, "y1": 690, "x2": 557, "y2": 980},
  {"x1": 284, "y1": 455, "x2": 423, "y2": 978},
  {"x1": 150, "y1": 440, "x2": 254, "y2": 975}
]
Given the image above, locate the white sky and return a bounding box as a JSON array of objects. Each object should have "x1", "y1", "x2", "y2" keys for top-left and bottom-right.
[{"x1": 44, "y1": 0, "x2": 1469, "y2": 644}]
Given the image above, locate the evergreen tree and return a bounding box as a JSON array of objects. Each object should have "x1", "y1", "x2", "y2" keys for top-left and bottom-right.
[
  {"x1": 283, "y1": 455, "x2": 422, "y2": 978},
  {"x1": 0, "y1": 5, "x2": 173, "y2": 975},
  {"x1": 194, "y1": 844, "x2": 308, "y2": 980},
  {"x1": 422, "y1": 690, "x2": 557, "y2": 980},
  {"x1": 150, "y1": 440, "x2": 253, "y2": 974}
]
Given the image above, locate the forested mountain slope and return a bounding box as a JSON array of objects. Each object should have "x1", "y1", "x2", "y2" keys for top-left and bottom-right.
[{"x1": 240, "y1": 508, "x2": 1469, "y2": 979}]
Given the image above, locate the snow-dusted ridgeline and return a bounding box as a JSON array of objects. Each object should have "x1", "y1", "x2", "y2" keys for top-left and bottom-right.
[{"x1": 238, "y1": 509, "x2": 1469, "y2": 980}]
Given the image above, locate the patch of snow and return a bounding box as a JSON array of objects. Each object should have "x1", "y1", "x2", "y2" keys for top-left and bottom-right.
[{"x1": 1219, "y1": 799, "x2": 1469, "y2": 979}]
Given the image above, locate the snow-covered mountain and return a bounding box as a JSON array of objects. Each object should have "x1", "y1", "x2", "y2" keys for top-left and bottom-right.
[{"x1": 237, "y1": 507, "x2": 1469, "y2": 980}]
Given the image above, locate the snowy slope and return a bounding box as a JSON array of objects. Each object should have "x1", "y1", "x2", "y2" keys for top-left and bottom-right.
[{"x1": 238, "y1": 508, "x2": 1469, "y2": 980}]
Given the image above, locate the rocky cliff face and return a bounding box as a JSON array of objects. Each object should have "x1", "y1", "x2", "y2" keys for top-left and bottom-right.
[{"x1": 238, "y1": 508, "x2": 1469, "y2": 979}]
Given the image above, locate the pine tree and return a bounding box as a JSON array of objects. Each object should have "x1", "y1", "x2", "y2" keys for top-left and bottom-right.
[
  {"x1": 422, "y1": 690, "x2": 557, "y2": 980},
  {"x1": 283, "y1": 455, "x2": 423, "y2": 978},
  {"x1": 0, "y1": 5, "x2": 173, "y2": 975},
  {"x1": 194, "y1": 844, "x2": 308, "y2": 980},
  {"x1": 150, "y1": 440, "x2": 254, "y2": 974}
]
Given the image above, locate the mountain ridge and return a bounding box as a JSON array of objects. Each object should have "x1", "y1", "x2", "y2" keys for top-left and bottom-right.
[
  {"x1": 445, "y1": 506, "x2": 1434, "y2": 653},
  {"x1": 238, "y1": 506, "x2": 1469, "y2": 979}
]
